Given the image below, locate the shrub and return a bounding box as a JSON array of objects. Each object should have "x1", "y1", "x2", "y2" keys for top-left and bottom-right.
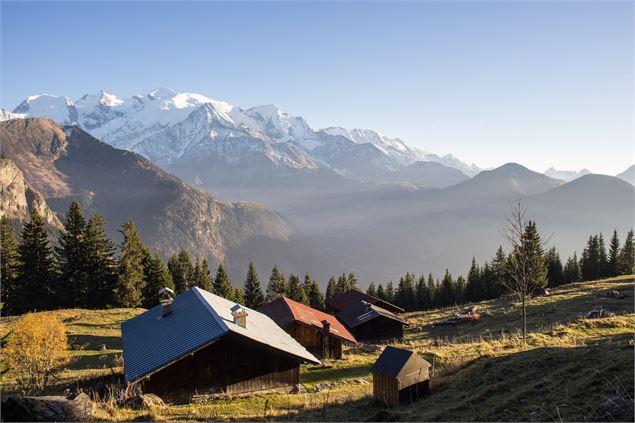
[{"x1": 3, "y1": 313, "x2": 71, "y2": 393}]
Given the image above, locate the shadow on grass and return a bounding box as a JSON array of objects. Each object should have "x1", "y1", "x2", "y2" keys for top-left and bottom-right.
[
  {"x1": 302, "y1": 364, "x2": 371, "y2": 385},
  {"x1": 68, "y1": 352, "x2": 120, "y2": 371},
  {"x1": 69, "y1": 334, "x2": 122, "y2": 350}
]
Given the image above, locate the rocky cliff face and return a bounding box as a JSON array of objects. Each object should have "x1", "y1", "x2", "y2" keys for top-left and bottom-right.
[
  {"x1": 0, "y1": 118, "x2": 297, "y2": 273},
  {"x1": 0, "y1": 158, "x2": 63, "y2": 233}
]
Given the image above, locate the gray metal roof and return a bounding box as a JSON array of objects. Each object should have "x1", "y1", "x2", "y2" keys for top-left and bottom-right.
[
  {"x1": 371, "y1": 346, "x2": 431, "y2": 379},
  {"x1": 337, "y1": 301, "x2": 407, "y2": 329},
  {"x1": 122, "y1": 287, "x2": 320, "y2": 382}
]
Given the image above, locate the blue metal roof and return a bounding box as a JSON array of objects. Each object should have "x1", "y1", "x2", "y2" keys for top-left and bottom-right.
[{"x1": 121, "y1": 287, "x2": 320, "y2": 383}]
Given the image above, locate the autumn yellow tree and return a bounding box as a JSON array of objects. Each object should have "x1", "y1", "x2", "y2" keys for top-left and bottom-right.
[{"x1": 3, "y1": 313, "x2": 71, "y2": 393}]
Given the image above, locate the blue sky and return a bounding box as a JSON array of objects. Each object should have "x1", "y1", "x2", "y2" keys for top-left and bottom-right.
[{"x1": 1, "y1": 1, "x2": 632, "y2": 174}]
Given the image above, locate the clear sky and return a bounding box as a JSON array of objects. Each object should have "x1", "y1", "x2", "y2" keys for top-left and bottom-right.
[{"x1": 1, "y1": 1, "x2": 633, "y2": 175}]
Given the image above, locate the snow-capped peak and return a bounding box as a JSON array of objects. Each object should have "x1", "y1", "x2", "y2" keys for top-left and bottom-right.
[
  {"x1": 76, "y1": 91, "x2": 124, "y2": 108},
  {"x1": 148, "y1": 87, "x2": 177, "y2": 100}
]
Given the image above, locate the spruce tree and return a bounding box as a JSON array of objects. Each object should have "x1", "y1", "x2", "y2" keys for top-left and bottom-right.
[
  {"x1": 116, "y1": 221, "x2": 147, "y2": 308},
  {"x1": 385, "y1": 281, "x2": 395, "y2": 303},
  {"x1": 0, "y1": 217, "x2": 20, "y2": 314},
  {"x1": 84, "y1": 213, "x2": 118, "y2": 308},
  {"x1": 142, "y1": 251, "x2": 174, "y2": 308},
  {"x1": 598, "y1": 233, "x2": 608, "y2": 277},
  {"x1": 196, "y1": 258, "x2": 213, "y2": 292},
  {"x1": 287, "y1": 274, "x2": 309, "y2": 304},
  {"x1": 366, "y1": 281, "x2": 377, "y2": 297},
  {"x1": 491, "y1": 246, "x2": 507, "y2": 297},
  {"x1": 618, "y1": 230, "x2": 634, "y2": 275},
  {"x1": 55, "y1": 201, "x2": 88, "y2": 307},
  {"x1": 439, "y1": 270, "x2": 455, "y2": 307},
  {"x1": 325, "y1": 276, "x2": 337, "y2": 304},
  {"x1": 243, "y1": 262, "x2": 264, "y2": 308},
  {"x1": 265, "y1": 265, "x2": 287, "y2": 302},
  {"x1": 214, "y1": 263, "x2": 234, "y2": 300},
  {"x1": 376, "y1": 282, "x2": 386, "y2": 300},
  {"x1": 608, "y1": 230, "x2": 621, "y2": 277},
  {"x1": 563, "y1": 252, "x2": 581, "y2": 283},
  {"x1": 335, "y1": 273, "x2": 349, "y2": 295},
  {"x1": 545, "y1": 247, "x2": 563, "y2": 287},
  {"x1": 415, "y1": 275, "x2": 429, "y2": 310},
  {"x1": 233, "y1": 287, "x2": 244, "y2": 305},
  {"x1": 455, "y1": 276, "x2": 466, "y2": 304},
  {"x1": 175, "y1": 249, "x2": 194, "y2": 293},
  {"x1": 16, "y1": 208, "x2": 57, "y2": 313},
  {"x1": 466, "y1": 257, "x2": 480, "y2": 302},
  {"x1": 347, "y1": 273, "x2": 358, "y2": 290},
  {"x1": 304, "y1": 274, "x2": 325, "y2": 310},
  {"x1": 426, "y1": 274, "x2": 436, "y2": 308},
  {"x1": 396, "y1": 273, "x2": 415, "y2": 311}
]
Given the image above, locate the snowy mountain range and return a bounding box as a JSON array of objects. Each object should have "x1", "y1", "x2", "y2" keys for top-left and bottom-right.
[
  {"x1": 7, "y1": 89, "x2": 481, "y2": 185},
  {"x1": 543, "y1": 167, "x2": 591, "y2": 182}
]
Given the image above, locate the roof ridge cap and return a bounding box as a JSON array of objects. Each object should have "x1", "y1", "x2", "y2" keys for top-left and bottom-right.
[{"x1": 192, "y1": 287, "x2": 230, "y2": 333}]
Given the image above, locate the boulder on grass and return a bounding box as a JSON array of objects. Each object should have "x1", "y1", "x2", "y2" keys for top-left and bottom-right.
[
  {"x1": 533, "y1": 288, "x2": 550, "y2": 297},
  {"x1": 124, "y1": 393, "x2": 165, "y2": 410},
  {"x1": 586, "y1": 307, "x2": 615, "y2": 319},
  {"x1": 1, "y1": 393, "x2": 94, "y2": 422},
  {"x1": 598, "y1": 290, "x2": 625, "y2": 299}
]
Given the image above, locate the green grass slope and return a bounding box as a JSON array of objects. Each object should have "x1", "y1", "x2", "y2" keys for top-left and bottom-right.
[{"x1": 1, "y1": 276, "x2": 633, "y2": 422}]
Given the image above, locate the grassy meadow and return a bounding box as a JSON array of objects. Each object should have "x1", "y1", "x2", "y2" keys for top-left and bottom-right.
[{"x1": 1, "y1": 275, "x2": 633, "y2": 421}]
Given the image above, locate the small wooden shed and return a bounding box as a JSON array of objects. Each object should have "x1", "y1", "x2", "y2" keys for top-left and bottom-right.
[
  {"x1": 328, "y1": 289, "x2": 405, "y2": 314},
  {"x1": 371, "y1": 346, "x2": 431, "y2": 407},
  {"x1": 121, "y1": 287, "x2": 320, "y2": 403},
  {"x1": 336, "y1": 301, "x2": 408, "y2": 343},
  {"x1": 258, "y1": 296, "x2": 356, "y2": 359}
]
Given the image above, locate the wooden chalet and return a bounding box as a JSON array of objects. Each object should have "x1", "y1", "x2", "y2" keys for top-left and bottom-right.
[
  {"x1": 371, "y1": 346, "x2": 431, "y2": 407},
  {"x1": 336, "y1": 301, "x2": 407, "y2": 342},
  {"x1": 121, "y1": 287, "x2": 320, "y2": 403},
  {"x1": 258, "y1": 296, "x2": 356, "y2": 359},
  {"x1": 328, "y1": 288, "x2": 405, "y2": 314}
]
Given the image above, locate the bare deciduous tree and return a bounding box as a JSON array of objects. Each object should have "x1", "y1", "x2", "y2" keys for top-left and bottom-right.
[{"x1": 502, "y1": 200, "x2": 548, "y2": 344}]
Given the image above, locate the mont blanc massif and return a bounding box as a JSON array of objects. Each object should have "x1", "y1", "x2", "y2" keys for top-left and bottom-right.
[{"x1": 2, "y1": 89, "x2": 633, "y2": 283}]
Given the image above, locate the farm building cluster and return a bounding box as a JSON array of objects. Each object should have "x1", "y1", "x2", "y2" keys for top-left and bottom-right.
[{"x1": 121, "y1": 286, "x2": 427, "y2": 406}]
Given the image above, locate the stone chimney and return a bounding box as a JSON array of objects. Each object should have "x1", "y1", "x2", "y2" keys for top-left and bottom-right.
[
  {"x1": 321, "y1": 319, "x2": 331, "y2": 333},
  {"x1": 159, "y1": 287, "x2": 174, "y2": 317},
  {"x1": 231, "y1": 304, "x2": 248, "y2": 328}
]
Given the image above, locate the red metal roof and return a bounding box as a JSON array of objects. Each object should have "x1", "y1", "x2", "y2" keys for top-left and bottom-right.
[{"x1": 259, "y1": 297, "x2": 357, "y2": 344}]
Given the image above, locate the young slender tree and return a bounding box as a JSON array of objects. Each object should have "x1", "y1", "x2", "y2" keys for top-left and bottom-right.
[
  {"x1": 195, "y1": 258, "x2": 213, "y2": 292},
  {"x1": 1, "y1": 217, "x2": 20, "y2": 314},
  {"x1": 502, "y1": 202, "x2": 548, "y2": 343},
  {"x1": 16, "y1": 208, "x2": 57, "y2": 313},
  {"x1": 287, "y1": 274, "x2": 309, "y2": 304},
  {"x1": 116, "y1": 221, "x2": 147, "y2": 308},
  {"x1": 265, "y1": 265, "x2": 287, "y2": 302},
  {"x1": 55, "y1": 201, "x2": 88, "y2": 307},
  {"x1": 214, "y1": 263, "x2": 234, "y2": 300},
  {"x1": 426, "y1": 274, "x2": 436, "y2": 308},
  {"x1": 84, "y1": 213, "x2": 118, "y2": 308},
  {"x1": 243, "y1": 262, "x2": 264, "y2": 308}
]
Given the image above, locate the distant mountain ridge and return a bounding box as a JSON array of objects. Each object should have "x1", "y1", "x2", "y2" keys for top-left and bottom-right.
[
  {"x1": 544, "y1": 167, "x2": 591, "y2": 182},
  {"x1": 6, "y1": 89, "x2": 480, "y2": 187},
  {"x1": 616, "y1": 165, "x2": 634, "y2": 186}
]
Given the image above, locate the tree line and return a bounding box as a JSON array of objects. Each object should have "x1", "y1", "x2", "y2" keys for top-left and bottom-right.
[
  {"x1": 365, "y1": 225, "x2": 634, "y2": 312},
  {"x1": 0, "y1": 202, "x2": 363, "y2": 315}
]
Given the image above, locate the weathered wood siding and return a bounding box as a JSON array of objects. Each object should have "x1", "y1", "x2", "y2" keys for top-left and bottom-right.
[
  {"x1": 287, "y1": 323, "x2": 343, "y2": 359},
  {"x1": 141, "y1": 333, "x2": 300, "y2": 403},
  {"x1": 373, "y1": 372, "x2": 399, "y2": 407},
  {"x1": 352, "y1": 316, "x2": 404, "y2": 343}
]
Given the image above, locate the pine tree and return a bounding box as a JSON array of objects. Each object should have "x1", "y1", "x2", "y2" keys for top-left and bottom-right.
[
  {"x1": 243, "y1": 262, "x2": 264, "y2": 309},
  {"x1": 563, "y1": 252, "x2": 581, "y2": 283},
  {"x1": 116, "y1": 221, "x2": 147, "y2": 308},
  {"x1": 366, "y1": 281, "x2": 377, "y2": 297},
  {"x1": 375, "y1": 283, "x2": 385, "y2": 300},
  {"x1": 15, "y1": 208, "x2": 57, "y2": 313},
  {"x1": 455, "y1": 276, "x2": 466, "y2": 304},
  {"x1": 214, "y1": 263, "x2": 234, "y2": 300},
  {"x1": 466, "y1": 257, "x2": 480, "y2": 302},
  {"x1": 1, "y1": 217, "x2": 20, "y2": 314},
  {"x1": 197, "y1": 258, "x2": 213, "y2": 291},
  {"x1": 265, "y1": 265, "x2": 287, "y2": 302},
  {"x1": 55, "y1": 201, "x2": 88, "y2": 307},
  {"x1": 335, "y1": 273, "x2": 349, "y2": 295},
  {"x1": 347, "y1": 273, "x2": 358, "y2": 290},
  {"x1": 490, "y1": 246, "x2": 507, "y2": 297},
  {"x1": 426, "y1": 274, "x2": 436, "y2": 308},
  {"x1": 414, "y1": 275, "x2": 429, "y2": 310},
  {"x1": 439, "y1": 270, "x2": 455, "y2": 307},
  {"x1": 287, "y1": 274, "x2": 309, "y2": 304},
  {"x1": 385, "y1": 281, "x2": 395, "y2": 303},
  {"x1": 396, "y1": 273, "x2": 415, "y2": 311},
  {"x1": 545, "y1": 247, "x2": 563, "y2": 287},
  {"x1": 608, "y1": 230, "x2": 621, "y2": 277},
  {"x1": 304, "y1": 274, "x2": 325, "y2": 310},
  {"x1": 233, "y1": 287, "x2": 244, "y2": 305},
  {"x1": 142, "y1": 251, "x2": 174, "y2": 308},
  {"x1": 325, "y1": 276, "x2": 337, "y2": 304},
  {"x1": 598, "y1": 233, "x2": 608, "y2": 277},
  {"x1": 84, "y1": 213, "x2": 117, "y2": 308},
  {"x1": 618, "y1": 230, "x2": 634, "y2": 275}
]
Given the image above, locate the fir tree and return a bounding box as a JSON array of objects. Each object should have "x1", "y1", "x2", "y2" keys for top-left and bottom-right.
[
  {"x1": 142, "y1": 251, "x2": 174, "y2": 308},
  {"x1": 265, "y1": 265, "x2": 287, "y2": 302},
  {"x1": 325, "y1": 276, "x2": 337, "y2": 304},
  {"x1": 455, "y1": 276, "x2": 466, "y2": 304},
  {"x1": 214, "y1": 263, "x2": 234, "y2": 300},
  {"x1": 415, "y1": 275, "x2": 429, "y2": 310},
  {"x1": 233, "y1": 287, "x2": 244, "y2": 305},
  {"x1": 608, "y1": 230, "x2": 621, "y2": 277},
  {"x1": 243, "y1": 262, "x2": 264, "y2": 309},
  {"x1": 385, "y1": 281, "x2": 395, "y2": 303},
  {"x1": 439, "y1": 270, "x2": 455, "y2": 307},
  {"x1": 84, "y1": 213, "x2": 117, "y2": 308},
  {"x1": 466, "y1": 257, "x2": 481, "y2": 302},
  {"x1": 116, "y1": 221, "x2": 147, "y2": 308},
  {"x1": 545, "y1": 247, "x2": 563, "y2": 287},
  {"x1": 490, "y1": 246, "x2": 508, "y2": 297},
  {"x1": 618, "y1": 230, "x2": 634, "y2": 275},
  {"x1": 563, "y1": 252, "x2": 581, "y2": 283},
  {"x1": 197, "y1": 258, "x2": 213, "y2": 291},
  {"x1": 396, "y1": 273, "x2": 415, "y2": 311},
  {"x1": 55, "y1": 201, "x2": 88, "y2": 307},
  {"x1": 304, "y1": 274, "x2": 325, "y2": 310},
  {"x1": 376, "y1": 282, "x2": 385, "y2": 300},
  {"x1": 175, "y1": 249, "x2": 194, "y2": 293},
  {"x1": 426, "y1": 274, "x2": 436, "y2": 308},
  {"x1": 598, "y1": 233, "x2": 608, "y2": 277},
  {"x1": 16, "y1": 208, "x2": 57, "y2": 313},
  {"x1": 366, "y1": 281, "x2": 377, "y2": 297},
  {"x1": 335, "y1": 273, "x2": 349, "y2": 295},
  {"x1": 287, "y1": 274, "x2": 309, "y2": 304},
  {"x1": 1, "y1": 217, "x2": 20, "y2": 314}
]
